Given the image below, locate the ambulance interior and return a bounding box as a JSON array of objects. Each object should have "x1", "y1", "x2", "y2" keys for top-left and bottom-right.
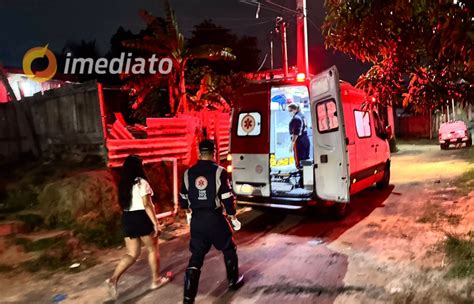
[{"x1": 270, "y1": 85, "x2": 314, "y2": 198}]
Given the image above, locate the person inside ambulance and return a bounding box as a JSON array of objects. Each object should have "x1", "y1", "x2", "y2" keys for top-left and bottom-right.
[
  {"x1": 179, "y1": 140, "x2": 244, "y2": 304},
  {"x1": 288, "y1": 103, "x2": 310, "y2": 170}
]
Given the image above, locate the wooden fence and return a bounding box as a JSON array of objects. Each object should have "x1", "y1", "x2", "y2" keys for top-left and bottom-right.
[{"x1": 0, "y1": 81, "x2": 105, "y2": 159}]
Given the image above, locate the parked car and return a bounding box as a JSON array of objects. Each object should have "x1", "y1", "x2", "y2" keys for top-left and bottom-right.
[{"x1": 438, "y1": 121, "x2": 472, "y2": 149}]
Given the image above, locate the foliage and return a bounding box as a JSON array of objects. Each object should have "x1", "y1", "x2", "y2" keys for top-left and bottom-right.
[
  {"x1": 323, "y1": 0, "x2": 473, "y2": 111},
  {"x1": 37, "y1": 170, "x2": 122, "y2": 247},
  {"x1": 121, "y1": 0, "x2": 236, "y2": 114},
  {"x1": 444, "y1": 232, "x2": 474, "y2": 278}
]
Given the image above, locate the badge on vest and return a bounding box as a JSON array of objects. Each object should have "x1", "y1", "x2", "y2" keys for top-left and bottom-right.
[{"x1": 195, "y1": 176, "x2": 208, "y2": 200}]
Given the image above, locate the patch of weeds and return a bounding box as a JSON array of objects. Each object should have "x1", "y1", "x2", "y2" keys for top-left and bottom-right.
[
  {"x1": 446, "y1": 214, "x2": 462, "y2": 226},
  {"x1": 453, "y1": 148, "x2": 474, "y2": 196},
  {"x1": 75, "y1": 222, "x2": 123, "y2": 248},
  {"x1": 20, "y1": 240, "x2": 71, "y2": 272},
  {"x1": 444, "y1": 232, "x2": 474, "y2": 279},
  {"x1": 13, "y1": 213, "x2": 45, "y2": 231},
  {"x1": 416, "y1": 203, "x2": 445, "y2": 224},
  {"x1": 14, "y1": 237, "x2": 65, "y2": 252},
  {"x1": 0, "y1": 264, "x2": 14, "y2": 272}
]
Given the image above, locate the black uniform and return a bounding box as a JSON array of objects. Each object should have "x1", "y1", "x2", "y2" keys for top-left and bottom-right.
[
  {"x1": 180, "y1": 155, "x2": 243, "y2": 304},
  {"x1": 289, "y1": 111, "x2": 310, "y2": 168}
]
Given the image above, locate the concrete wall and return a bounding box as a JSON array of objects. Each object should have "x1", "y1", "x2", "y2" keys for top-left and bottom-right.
[{"x1": 0, "y1": 81, "x2": 105, "y2": 160}]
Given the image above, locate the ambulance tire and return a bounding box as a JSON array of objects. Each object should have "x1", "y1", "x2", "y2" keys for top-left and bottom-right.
[
  {"x1": 440, "y1": 144, "x2": 447, "y2": 150},
  {"x1": 467, "y1": 137, "x2": 472, "y2": 148},
  {"x1": 331, "y1": 202, "x2": 349, "y2": 220},
  {"x1": 376, "y1": 162, "x2": 390, "y2": 190}
]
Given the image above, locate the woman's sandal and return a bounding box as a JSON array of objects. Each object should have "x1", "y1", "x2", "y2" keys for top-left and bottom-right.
[
  {"x1": 105, "y1": 278, "x2": 118, "y2": 299},
  {"x1": 150, "y1": 272, "x2": 173, "y2": 290}
]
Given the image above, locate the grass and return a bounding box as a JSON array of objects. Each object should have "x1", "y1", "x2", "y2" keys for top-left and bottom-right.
[
  {"x1": 14, "y1": 236, "x2": 65, "y2": 252},
  {"x1": 444, "y1": 232, "x2": 474, "y2": 279},
  {"x1": 453, "y1": 147, "x2": 474, "y2": 196},
  {"x1": 0, "y1": 264, "x2": 14, "y2": 273},
  {"x1": 416, "y1": 202, "x2": 445, "y2": 224},
  {"x1": 396, "y1": 138, "x2": 439, "y2": 146}
]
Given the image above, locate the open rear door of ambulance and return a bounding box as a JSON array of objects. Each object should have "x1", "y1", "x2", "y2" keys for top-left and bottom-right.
[
  {"x1": 231, "y1": 83, "x2": 271, "y2": 199},
  {"x1": 310, "y1": 66, "x2": 350, "y2": 203}
]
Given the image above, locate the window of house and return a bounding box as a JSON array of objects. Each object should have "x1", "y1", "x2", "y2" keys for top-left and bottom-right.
[
  {"x1": 354, "y1": 110, "x2": 372, "y2": 138},
  {"x1": 316, "y1": 99, "x2": 339, "y2": 133}
]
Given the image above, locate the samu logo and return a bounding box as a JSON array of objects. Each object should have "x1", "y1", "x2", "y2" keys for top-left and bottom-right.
[{"x1": 22, "y1": 44, "x2": 57, "y2": 83}]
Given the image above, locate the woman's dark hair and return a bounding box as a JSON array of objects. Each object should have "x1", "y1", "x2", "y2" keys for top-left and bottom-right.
[{"x1": 118, "y1": 155, "x2": 148, "y2": 210}]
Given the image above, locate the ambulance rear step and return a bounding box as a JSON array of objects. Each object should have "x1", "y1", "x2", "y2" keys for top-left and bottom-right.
[{"x1": 236, "y1": 195, "x2": 313, "y2": 210}]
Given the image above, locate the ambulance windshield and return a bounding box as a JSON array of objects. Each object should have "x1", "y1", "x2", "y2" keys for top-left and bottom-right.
[{"x1": 270, "y1": 85, "x2": 312, "y2": 170}]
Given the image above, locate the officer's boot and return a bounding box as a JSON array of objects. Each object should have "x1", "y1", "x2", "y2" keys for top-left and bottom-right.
[
  {"x1": 225, "y1": 256, "x2": 244, "y2": 290},
  {"x1": 183, "y1": 267, "x2": 200, "y2": 304}
]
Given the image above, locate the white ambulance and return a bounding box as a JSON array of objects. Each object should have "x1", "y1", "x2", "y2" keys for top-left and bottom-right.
[{"x1": 228, "y1": 66, "x2": 392, "y2": 217}]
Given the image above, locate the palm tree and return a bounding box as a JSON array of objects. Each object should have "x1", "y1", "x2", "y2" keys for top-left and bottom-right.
[{"x1": 122, "y1": 0, "x2": 235, "y2": 114}]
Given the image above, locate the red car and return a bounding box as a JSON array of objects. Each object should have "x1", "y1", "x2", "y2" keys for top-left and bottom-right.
[{"x1": 438, "y1": 121, "x2": 472, "y2": 150}]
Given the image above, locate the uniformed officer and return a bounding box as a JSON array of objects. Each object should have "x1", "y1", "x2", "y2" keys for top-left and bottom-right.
[
  {"x1": 179, "y1": 139, "x2": 244, "y2": 304},
  {"x1": 288, "y1": 103, "x2": 310, "y2": 169}
]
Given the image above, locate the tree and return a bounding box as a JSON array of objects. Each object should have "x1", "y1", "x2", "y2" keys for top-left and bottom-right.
[
  {"x1": 60, "y1": 40, "x2": 102, "y2": 83},
  {"x1": 121, "y1": 0, "x2": 235, "y2": 114},
  {"x1": 188, "y1": 20, "x2": 260, "y2": 73},
  {"x1": 323, "y1": 0, "x2": 472, "y2": 112}
]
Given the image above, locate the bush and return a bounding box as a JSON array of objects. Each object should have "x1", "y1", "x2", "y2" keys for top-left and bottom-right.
[{"x1": 38, "y1": 170, "x2": 122, "y2": 247}]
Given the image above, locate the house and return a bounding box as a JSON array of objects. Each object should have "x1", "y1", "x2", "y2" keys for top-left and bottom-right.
[{"x1": 0, "y1": 67, "x2": 73, "y2": 102}]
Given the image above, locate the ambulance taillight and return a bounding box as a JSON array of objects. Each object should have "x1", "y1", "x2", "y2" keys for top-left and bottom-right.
[{"x1": 226, "y1": 154, "x2": 233, "y2": 173}]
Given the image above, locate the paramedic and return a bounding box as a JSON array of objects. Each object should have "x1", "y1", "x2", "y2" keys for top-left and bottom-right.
[
  {"x1": 179, "y1": 140, "x2": 244, "y2": 304},
  {"x1": 288, "y1": 103, "x2": 310, "y2": 168}
]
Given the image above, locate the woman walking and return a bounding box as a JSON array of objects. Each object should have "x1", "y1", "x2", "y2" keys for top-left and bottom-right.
[{"x1": 106, "y1": 155, "x2": 171, "y2": 299}]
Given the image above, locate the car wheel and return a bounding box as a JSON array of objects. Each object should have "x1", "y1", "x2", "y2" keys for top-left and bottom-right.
[
  {"x1": 331, "y1": 202, "x2": 349, "y2": 220},
  {"x1": 376, "y1": 162, "x2": 391, "y2": 189},
  {"x1": 467, "y1": 137, "x2": 472, "y2": 148}
]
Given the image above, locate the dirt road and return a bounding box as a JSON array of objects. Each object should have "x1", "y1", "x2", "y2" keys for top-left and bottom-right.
[{"x1": 1, "y1": 144, "x2": 472, "y2": 303}]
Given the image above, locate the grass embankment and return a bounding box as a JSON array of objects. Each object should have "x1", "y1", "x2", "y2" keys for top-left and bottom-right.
[
  {"x1": 444, "y1": 147, "x2": 474, "y2": 279},
  {"x1": 0, "y1": 156, "x2": 119, "y2": 272}
]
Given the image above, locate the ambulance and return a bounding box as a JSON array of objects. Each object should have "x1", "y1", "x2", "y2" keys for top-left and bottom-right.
[{"x1": 228, "y1": 66, "x2": 392, "y2": 217}]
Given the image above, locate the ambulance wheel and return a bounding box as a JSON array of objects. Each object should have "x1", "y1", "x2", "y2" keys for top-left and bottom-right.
[
  {"x1": 467, "y1": 138, "x2": 472, "y2": 148},
  {"x1": 331, "y1": 202, "x2": 349, "y2": 220},
  {"x1": 440, "y1": 144, "x2": 446, "y2": 150},
  {"x1": 376, "y1": 162, "x2": 390, "y2": 190}
]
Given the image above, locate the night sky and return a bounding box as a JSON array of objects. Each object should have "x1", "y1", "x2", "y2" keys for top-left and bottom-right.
[{"x1": 0, "y1": 0, "x2": 370, "y2": 83}]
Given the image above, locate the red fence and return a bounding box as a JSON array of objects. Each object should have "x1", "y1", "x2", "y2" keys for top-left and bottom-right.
[{"x1": 105, "y1": 111, "x2": 231, "y2": 168}]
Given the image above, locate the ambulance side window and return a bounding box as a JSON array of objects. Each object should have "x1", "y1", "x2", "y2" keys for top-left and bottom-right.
[
  {"x1": 316, "y1": 100, "x2": 339, "y2": 133},
  {"x1": 237, "y1": 112, "x2": 261, "y2": 136},
  {"x1": 354, "y1": 110, "x2": 371, "y2": 138},
  {"x1": 372, "y1": 111, "x2": 387, "y2": 140}
]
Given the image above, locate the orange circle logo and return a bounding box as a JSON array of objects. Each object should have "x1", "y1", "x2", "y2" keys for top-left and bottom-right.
[
  {"x1": 22, "y1": 44, "x2": 57, "y2": 82},
  {"x1": 241, "y1": 114, "x2": 256, "y2": 134}
]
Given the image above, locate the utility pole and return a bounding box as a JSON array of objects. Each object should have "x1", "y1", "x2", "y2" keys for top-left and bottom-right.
[
  {"x1": 275, "y1": 17, "x2": 288, "y2": 78},
  {"x1": 296, "y1": 0, "x2": 309, "y2": 75}
]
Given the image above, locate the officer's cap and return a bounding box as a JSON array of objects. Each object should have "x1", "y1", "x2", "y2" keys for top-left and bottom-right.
[{"x1": 199, "y1": 139, "x2": 215, "y2": 152}]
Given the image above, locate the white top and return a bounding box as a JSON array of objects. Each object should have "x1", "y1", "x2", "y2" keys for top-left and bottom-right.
[{"x1": 127, "y1": 178, "x2": 154, "y2": 211}]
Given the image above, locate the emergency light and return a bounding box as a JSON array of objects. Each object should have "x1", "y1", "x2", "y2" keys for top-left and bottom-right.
[{"x1": 296, "y1": 72, "x2": 306, "y2": 82}]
